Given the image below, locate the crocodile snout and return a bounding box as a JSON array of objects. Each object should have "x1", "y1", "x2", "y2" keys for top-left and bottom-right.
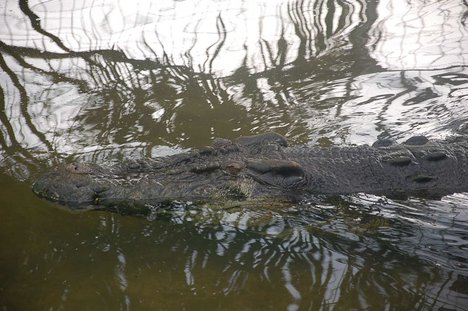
[{"x1": 33, "y1": 164, "x2": 100, "y2": 207}]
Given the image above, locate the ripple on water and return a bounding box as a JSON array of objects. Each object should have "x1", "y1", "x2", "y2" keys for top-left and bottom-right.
[{"x1": 0, "y1": 0, "x2": 467, "y2": 309}]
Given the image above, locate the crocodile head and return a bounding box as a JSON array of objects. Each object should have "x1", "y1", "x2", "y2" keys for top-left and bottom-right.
[
  {"x1": 33, "y1": 157, "x2": 307, "y2": 210},
  {"x1": 32, "y1": 163, "x2": 112, "y2": 208},
  {"x1": 32, "y1": 133, "x2": 308, "y2": 210},
  {"x1": 32, "y1": 158, "x2": 259, "y2": 210}
]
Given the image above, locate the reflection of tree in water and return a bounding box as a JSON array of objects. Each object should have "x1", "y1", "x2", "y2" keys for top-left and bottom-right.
[
  {"x1": 0, "y1": 1, "x2": 468, "y2": 309},
  {"x1": 9, "y1": 197, "x2": 462, "y2": 310},
  {"x1": 156, "y1": 196, "x2": 466, "y2": 309},
  {"x1": 0, "y1": 0, "x2": 467, "y2": 170},
  {"x1": 0, "y1": 0, "x2": 384, "y2": 168}
]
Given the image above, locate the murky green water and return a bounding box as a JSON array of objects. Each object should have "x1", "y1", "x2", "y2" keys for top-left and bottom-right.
[{"x1": 1, "y1": 0, "x2": 468, "y2": 309}]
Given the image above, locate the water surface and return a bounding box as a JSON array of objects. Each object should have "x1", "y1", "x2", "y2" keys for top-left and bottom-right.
[{"x1": 1, "y1": 0, "x2": 468, "y2": 310}]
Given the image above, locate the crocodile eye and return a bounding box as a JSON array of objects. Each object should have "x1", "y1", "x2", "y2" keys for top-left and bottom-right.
[
  {"x1": 224, "y1": 162, "x2": 244, "y2": 175},
  {"x1": 383, "y1": 156, "x2": 412, "y2": 166}
]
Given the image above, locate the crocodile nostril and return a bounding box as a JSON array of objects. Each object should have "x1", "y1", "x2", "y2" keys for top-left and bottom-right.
[{"x1": 65, "y1": 163, "x2": 81, "y2": 172}]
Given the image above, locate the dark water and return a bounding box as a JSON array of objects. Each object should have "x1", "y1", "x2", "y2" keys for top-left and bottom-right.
[{"x1": 1, "y1": 0, "x2": 468, "y2": 310}]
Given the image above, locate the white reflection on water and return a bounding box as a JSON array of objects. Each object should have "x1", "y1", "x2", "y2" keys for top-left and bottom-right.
[
  {"x1": 116, "y1": 250, "x2": 131, "y2": 311},
  {"x1": 312, "y1": 67, "x2": 468, "y2": 144},
  {"x1": 371, "y1": 0, "x2": 467, "y2": 70},
  {"x1": 2, "y1": 0, "x2": 464, "y2": 75},
  {"x1": 3, "y1": 0, "x2": 362, "y2": 76}
]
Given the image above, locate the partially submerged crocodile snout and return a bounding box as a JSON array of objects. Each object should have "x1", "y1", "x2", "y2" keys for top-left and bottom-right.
[
  {"x1": 33, "y1": 163, "x2": 107, "y2": 206},
  {"x1": 33, "y1": 132, "x2": 468, "y2": 211}
]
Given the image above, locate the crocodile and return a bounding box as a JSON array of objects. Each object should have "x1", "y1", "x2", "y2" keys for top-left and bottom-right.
[{"x1": 33, "y1": 133, "x2": 468, "y2": 211}]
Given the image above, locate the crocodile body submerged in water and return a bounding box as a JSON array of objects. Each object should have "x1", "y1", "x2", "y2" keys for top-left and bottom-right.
[{"x1": 33, "y1": 133, "x2": 468, "y2": 211}]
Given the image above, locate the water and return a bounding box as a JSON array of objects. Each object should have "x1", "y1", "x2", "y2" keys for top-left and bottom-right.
[{"x1": 1, "y1": 0, "x2": 468, "y2": 309}]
